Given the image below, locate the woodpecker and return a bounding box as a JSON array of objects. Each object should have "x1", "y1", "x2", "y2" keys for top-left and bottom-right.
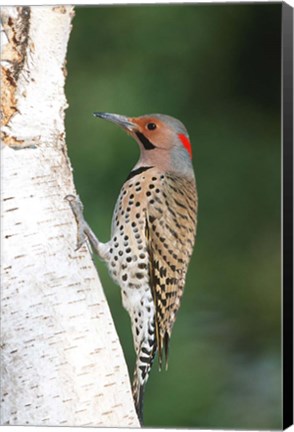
[{"x1": 66, "y1": 113, "x2": 198, "y2": 424}]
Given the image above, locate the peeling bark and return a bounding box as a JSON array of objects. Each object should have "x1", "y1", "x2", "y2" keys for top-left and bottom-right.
[
  {"x1": 1, "y1": 7, "x2": 31, "y2": 140},
  {"x1": 0, "y1": 6, "x2": 139, "y2": 427}
]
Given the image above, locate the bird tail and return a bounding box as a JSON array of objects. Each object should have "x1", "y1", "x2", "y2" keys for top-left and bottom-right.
[
  {"x1": 132, "y1": 340, "x2": 157, "y2": 425},
  {"x1": 132, "y1": 373, "x2": 145, "y2": 425}
]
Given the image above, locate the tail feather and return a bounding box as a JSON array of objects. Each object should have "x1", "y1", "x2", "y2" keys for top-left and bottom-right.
[
  {"x1": 163, "y1": 331, "x2": 170, "y2": 370},
  {"x1": 133, "y1": 378, "x2": 145, "y2": 425},
  {"x1": 157, "y1": 330, "x2": 170, "y2": 371},
  {"x1": 132, "y1": 340, "x2": 157, "y2": 424}
]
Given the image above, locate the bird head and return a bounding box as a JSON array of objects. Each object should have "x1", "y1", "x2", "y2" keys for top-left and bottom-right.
[{"x1": 93, "y1": 112, "x2": 194, "y2": 177}]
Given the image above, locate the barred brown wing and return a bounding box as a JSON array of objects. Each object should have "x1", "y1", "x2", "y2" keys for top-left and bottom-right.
[{"x1": 146, "y1": 173, "x2": 197, "y2": 368}]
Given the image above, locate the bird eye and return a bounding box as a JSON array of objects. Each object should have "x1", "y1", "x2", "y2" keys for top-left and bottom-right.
[{"x1": 147, "y1": 122, "x2": 157, "y2": 131}]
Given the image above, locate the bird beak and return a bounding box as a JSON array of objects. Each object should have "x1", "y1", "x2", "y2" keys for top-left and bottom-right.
[{"x1": 93, "y1": 112, "x2": 137, "y2": 132}]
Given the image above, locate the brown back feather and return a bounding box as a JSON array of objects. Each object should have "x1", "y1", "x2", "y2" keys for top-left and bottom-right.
[{"x1": 146, "y1": 173, "x2": 197, "y2": 369}]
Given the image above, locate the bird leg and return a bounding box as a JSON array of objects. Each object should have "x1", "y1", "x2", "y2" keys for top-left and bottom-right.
[{"x1": 65, "y1": 194, "x2": 108, "y2": 259}]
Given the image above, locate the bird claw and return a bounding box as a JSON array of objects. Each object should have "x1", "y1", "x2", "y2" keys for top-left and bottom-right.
[
  {"x1": 65, "y1": 194, "x2": 87, "y2": 251},
  {"x1": 65, "y1": 194, "x2": 84, "y2": 215}
]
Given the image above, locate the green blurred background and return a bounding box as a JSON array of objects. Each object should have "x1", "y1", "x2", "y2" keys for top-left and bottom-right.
[{"x1": 65, "y1": 4, "x2": 281, "y2": 429}]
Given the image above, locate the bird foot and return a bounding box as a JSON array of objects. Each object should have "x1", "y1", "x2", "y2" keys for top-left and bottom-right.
[{"x1": 65, "y1": 194, "x2": 88, "y2": 250}]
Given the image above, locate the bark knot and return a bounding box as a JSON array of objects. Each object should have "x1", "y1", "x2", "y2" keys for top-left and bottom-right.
[{"x1": 1, "y1": 7, "x2": 31, "y2": 133}]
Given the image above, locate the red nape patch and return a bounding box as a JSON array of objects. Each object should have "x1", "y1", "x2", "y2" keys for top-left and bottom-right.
[{"x1": 178, "y1": 134, "x2": 192, "y2": 158}]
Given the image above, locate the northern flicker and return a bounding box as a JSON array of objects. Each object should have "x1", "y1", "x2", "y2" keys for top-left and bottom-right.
[{"x1": 66, "y1": 113, "x2": 198, "y2": 424}]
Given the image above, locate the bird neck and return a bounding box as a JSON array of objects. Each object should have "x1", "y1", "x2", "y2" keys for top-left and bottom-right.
[
  {"x1": 135, "y1": 146, "x2": 195, "y2": 179},
  {"x1": 170, "y1": 145, "x2": 195, "y2": 178}
]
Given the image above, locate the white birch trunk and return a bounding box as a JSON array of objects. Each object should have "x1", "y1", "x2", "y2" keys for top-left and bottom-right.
[{"x1": 0, "y1": 6, "x2": 139, "y2": 427}]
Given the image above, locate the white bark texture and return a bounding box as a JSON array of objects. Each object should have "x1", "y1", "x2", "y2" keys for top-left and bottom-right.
[{"x1": 0, "y1": 6, "x2": 139, "y2": 427}]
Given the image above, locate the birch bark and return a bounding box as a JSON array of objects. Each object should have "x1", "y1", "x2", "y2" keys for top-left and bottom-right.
[{"x1": 0, "y1": 6, "x2": 139, "y2": 427}]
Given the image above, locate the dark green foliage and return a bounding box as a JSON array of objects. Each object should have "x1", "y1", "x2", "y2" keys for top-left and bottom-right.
[{"x1": 66, "y1": 4, "x2": 281, "y2": 428}]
